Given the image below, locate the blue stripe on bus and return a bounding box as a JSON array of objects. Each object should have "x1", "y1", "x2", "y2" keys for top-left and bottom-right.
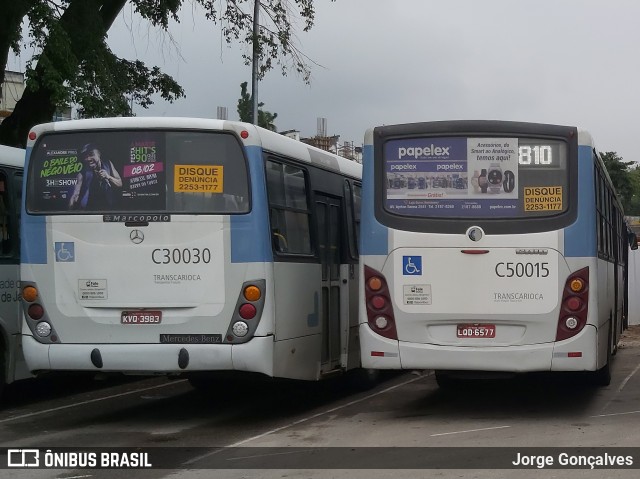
[
  {"x1": 360, "y1": 144, "x2": 388, "y2": 255},
  {"x1": 564, "y1": 145, "x2": 597, "y2": 258},
  {"x1": 21, "y1": 146, "x2": 48, "y2": 264},
  {"x1": 22, "y1": 216, "x2": 47, "y2": 264},
  {"x1": 231, "y1": 145, "x2": 272, "y2": 263}
]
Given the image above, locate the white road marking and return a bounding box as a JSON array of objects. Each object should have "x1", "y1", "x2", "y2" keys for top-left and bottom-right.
[
  {"x1": 590, "y1": 410, "x2": 640, "y2": 418},
  {"x1": 0, "y1": 380, "x2": 186, "y2": 424},
  {"x1": 226, "y1": 449, "x2": 314, "y2": 461},
  {"x1": 616, "y1": 362, "x2": 640, "y2": 393},
  {"x1": 183, "y1": 373, "x2": 429, "y2": 466},
  {"x1": 600, "y1": 360, "x2": 640, "y2": 412},
  {"x1": 429, "y1": 425, "x2": 511, "y2": 437}
]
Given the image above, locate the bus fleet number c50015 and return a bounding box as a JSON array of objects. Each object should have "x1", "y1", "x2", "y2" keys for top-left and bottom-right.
[
  {"x1": 152, "y1": 248, "x2": 212, "y2": 264},
  {"x1": 495, "y1": 262, "x2": 550, "y2": 278}
]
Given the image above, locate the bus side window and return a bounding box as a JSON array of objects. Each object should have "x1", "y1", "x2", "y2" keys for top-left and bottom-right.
[{"x1": 265, "y1": 160, "x2": 312, "y2": 256}]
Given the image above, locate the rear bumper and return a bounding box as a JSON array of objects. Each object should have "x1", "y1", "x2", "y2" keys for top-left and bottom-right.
[
  {"x1": 22, "y1": 335, "x2": 275, "y2": 376},
  {"x1": 360, "y1": 323, "x2": 598, "y2": 372}
]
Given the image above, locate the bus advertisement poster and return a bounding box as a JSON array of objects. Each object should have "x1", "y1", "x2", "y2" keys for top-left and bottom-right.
[
  {"x1": 30, "y1": 132, "x2": 166, "y2": 212},
  {"x1": 384, "y1": 136, "x2": 520, "y2": 217}
]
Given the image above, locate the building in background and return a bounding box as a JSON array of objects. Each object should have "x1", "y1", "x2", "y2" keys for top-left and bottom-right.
[
  {"x1": 0, "y1": 71, "x2": 25, "y2": 124},
  {"x1": 1, "y1": 70, "x2": 72, "y2": 123},
  {"x1": 298, "y1": 117, "x2": 362, "y2": 163}
]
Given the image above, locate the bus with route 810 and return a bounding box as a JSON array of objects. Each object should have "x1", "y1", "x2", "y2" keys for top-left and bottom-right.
[
  {"x1": 19, "y1": 117, "x2": 364, "y2": 386},
  {"x1": 359, "y1": 120, "x2": 636, "y2": 387}
]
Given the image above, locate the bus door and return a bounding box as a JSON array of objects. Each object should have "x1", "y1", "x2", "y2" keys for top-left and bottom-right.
[
  {"x1": 0, "y1": 167, "x2": 28, "y2": 384},
  {"x1": 315, "y1": 194, "x2": 343, "y2": 372}
]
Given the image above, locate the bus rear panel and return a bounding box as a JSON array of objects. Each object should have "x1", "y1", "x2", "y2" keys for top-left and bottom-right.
[
  {"x1": 360, "y1": 121, "x2": 628, "y2": 383},
  {"x1": 21, "y1": 121, "x2": 276, "y2": 376},
  {"x1": 21, "y1": 118, "x2": 363, "y2": 382}
]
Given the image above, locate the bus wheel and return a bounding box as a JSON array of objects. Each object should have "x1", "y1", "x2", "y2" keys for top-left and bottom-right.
[
  {"x1": 350, "y1": 368, "x2": 380, "y2": 391},
  {"x1": 592, "y1": 328, "x2": 612, "y2": 387},
  {"x1": 435, "y1": 371, "x2": 462, "y2": 390}
]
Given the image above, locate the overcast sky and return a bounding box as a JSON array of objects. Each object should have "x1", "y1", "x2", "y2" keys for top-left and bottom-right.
[{"x1": 15, "y1": 0, "x2": 640, "y2": 160}]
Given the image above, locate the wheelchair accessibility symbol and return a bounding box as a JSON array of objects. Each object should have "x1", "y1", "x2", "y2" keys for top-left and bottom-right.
[
  {"x1": 402, "y1": 256, "x2": 422, "y2": 275},
  {"x1": 55, "y1": 242, "x2": 75, "y2": 262}
]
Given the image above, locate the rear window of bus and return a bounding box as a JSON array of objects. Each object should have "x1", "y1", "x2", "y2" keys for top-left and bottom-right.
[
  {"x1": 382, "y1": 136, "x2": 569, "y2": 219},
  {"x1": 27, "y1": 130, "x2": 250, "y2": 214}
]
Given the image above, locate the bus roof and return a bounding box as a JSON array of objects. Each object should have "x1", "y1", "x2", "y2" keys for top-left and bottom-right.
[
  {"x1": 28, "y1": 117, "x2": 362, "y2": 179},
  {"x1": 365, "y1": 121, "x2": 596, "y2": 149},
  {"x1": 0, "y1": 144, "x2": 25, "y2": 168}
]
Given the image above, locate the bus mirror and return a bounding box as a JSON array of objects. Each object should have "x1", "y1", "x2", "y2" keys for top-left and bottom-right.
[{"x1": 629, "y1": 232, "x2": 639, "y2": 250}]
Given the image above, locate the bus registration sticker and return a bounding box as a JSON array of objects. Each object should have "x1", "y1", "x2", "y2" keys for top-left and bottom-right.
[
  {"x1": 457, "y1": 324, "x2": 496, "y2": 338},
  {"x1": 78, "y1": 279, "x2": 107, "y2": 300},
  {"x1": 403, "y1": 285, "x2": 432, "y2": 305},
  {"x1": 524, "y1": 186, "x2": 562, "y2": 211}
]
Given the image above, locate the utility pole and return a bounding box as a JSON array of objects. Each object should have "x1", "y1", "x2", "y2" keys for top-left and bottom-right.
[{"x1": 251, "y1": 1, "x2": 260, "y2": 125}]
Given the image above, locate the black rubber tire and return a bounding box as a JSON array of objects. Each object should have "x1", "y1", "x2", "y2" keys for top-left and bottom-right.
[
  {"x1": 435, "y1": 371, "x2": 462, "y2": 390},
  {"x1": 591, "y1": 327, "x2": 612, "y2": 387}
]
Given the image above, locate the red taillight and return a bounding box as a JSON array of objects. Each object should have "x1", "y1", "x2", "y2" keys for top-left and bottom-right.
[
  {"x1": 364, "y1": 265, "x2": 398, "y2": 340},
  {"x1": 566, "y1": 297, "x2": 582, "y2": 311},
  {"x1": 371, "y1": 295, "x2": 386, "y2": 310},
  {"x1": 28, "y1": 304, "x2": 44, "y2": 320},
  {"x1": 239, "y1": 303, "x2": 256, "y2": 319},
  {"x1": 556, "y1": 267, "x2": 589, "y2": 341}
]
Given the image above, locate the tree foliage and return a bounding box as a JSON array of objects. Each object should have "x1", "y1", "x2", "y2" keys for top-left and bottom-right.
[
  {"x1": 625, "y1": 163, "x2": 640, "y2": 216},
  {"x1": 601, "y1": 151, "x2": 636, "y2": 213},
  {"x1": 237, "y1": 81, "x2": 277, "y2": 131},
  {"x1": 0, "y1": 0, "x2": 326, "y2": 147}
]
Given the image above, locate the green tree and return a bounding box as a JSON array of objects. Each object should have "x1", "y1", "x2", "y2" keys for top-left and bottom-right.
[
  {"x1": 0, "y1": 0, "x2": 326, "y2": 147},
  {"x1": 237, "y1": 81, "x2": 277, "y2": 131},
  {"x1": 626, "y1": 164, "x2": 640, "y2": 215},
  {"x1": 601, "y1": 151, "x2": 635, "y2": 211}
]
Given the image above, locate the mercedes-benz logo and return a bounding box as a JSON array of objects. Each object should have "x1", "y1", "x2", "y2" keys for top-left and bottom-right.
[
  {"x1": 130, "y1": 230, "x2": 144, "y2": 244},
  {"x1": 467, "y1": 226, "x2": 483, "y2": 242}
]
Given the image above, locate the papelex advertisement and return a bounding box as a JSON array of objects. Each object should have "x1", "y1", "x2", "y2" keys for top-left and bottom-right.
[
  {"x1": 31, "y1": 132, "x2": 166, "y2": 212},
  {"x1": 384, "y1": 137, "x2": 519, "y2": 217}
]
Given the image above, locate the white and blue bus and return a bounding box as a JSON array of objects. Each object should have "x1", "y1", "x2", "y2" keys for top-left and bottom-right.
[
  {"x1": 359, "y1": 120, "x2": 636, "y2": 386},
  {"x1": 20, "y1": 118, "x2": 363, "y2": 385},
  {"x1": 0, "y1": 144, "x2": 30, "y2": 396}
]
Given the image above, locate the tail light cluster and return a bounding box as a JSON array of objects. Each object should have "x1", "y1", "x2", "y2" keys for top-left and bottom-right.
[
  {"x1": 556, "y1": 267, "x2": 589, "y2": 341},
  {"x1": 21, "y1": 282, "x2": 59, "y2": 343},
  {"x1": 364, "y1": 265, "x2": 398, "y2": 340},
  {"x1": 224, "y1": 280, "x2": 266, "y2": 344}
]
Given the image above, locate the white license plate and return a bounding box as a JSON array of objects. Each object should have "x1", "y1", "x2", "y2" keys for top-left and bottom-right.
[
  {"x1": 121, "y1": 311, "x2": 162, "y2": 324},
  {"x1": 457, "y1": 324, "x2": 496, "y2": 338}
]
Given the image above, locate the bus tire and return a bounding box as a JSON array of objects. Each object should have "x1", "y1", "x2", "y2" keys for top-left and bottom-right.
[
  {"x1": 592, "y1": 327, "x2": 612, "y2": 387},
  {"x1": 350, "y1": 368, "x2": 380, "y2": 391},
  {"x1": 435, "y1": 371, "x2": 461, "y2": 390}
]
